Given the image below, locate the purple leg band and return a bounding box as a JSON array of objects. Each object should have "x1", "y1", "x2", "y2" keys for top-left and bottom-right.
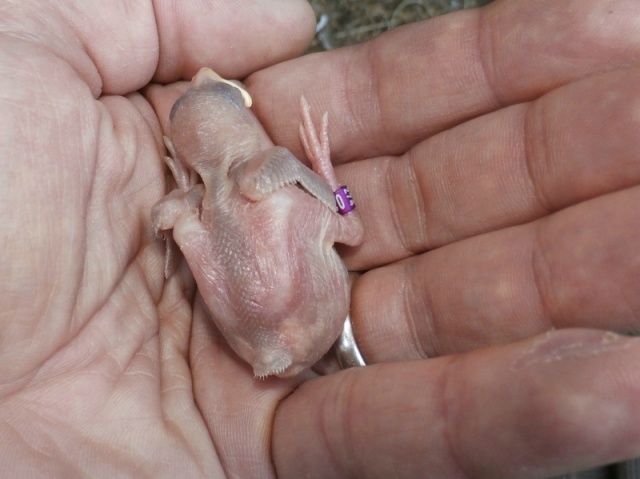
[{"x1": 334, "y1": 186, "x2": 355, "y2": 215}]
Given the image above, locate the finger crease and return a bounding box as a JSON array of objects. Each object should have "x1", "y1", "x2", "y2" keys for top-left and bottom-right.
[
  {"x1": 530, "y1": 222, "x2": 557, "y2": 330},
  {"x1": 403, "y1": 264, "x2": 438, "y2": 359},
  {"x1": 522, "y1": 101, "x2": 554, "y2": 215},
  {"x1": 386, "y1": 151, "x2": 428, "y2": 257}
]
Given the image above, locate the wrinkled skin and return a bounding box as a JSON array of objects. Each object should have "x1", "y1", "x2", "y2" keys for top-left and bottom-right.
[
  {"x1": 151, "y1": 69, "x2": 362, "y2": 377},
  {"x1": 2, "y1": 0, "x2": 640, "y2": 478}
]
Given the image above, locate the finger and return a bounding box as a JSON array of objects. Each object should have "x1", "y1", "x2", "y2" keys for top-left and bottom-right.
[
  {"x1": 340, "y1": 66, "x2": 640, "y2": 269},
  {"x1": 152, "y1": 0, "x2": 315, "y2": 83},
  {"x1": 144, "y1": 81, "x2": 191, "y2": 135},
  {"x1": 247, "y1": 0, "x2": 640, "y2": 162},
  {"x1": 273, "y1": 330, "x2": 640, "y2": 479},
  {"x1": 6, "y1": 0, "x2": 314, "y2": 97},
  {"x1": 350, "y1": 186, "x2": 639, "y2": 362}
]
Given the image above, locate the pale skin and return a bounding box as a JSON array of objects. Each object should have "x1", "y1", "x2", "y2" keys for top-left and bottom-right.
[
  {"x1": 1, "y1": 1, "x2": 640, "y2": 478},
  {"x1": 151, "y1": 68, "x2": 363, "y2": 378}
]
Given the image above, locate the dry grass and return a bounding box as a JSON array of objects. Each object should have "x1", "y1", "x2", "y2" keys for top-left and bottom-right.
[{"x1": 307, "y1": 0, "x2": 494, "y2": 51}]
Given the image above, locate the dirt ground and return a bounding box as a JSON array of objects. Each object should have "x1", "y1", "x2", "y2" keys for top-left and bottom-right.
[{"x1": 307, "y1": 0, "x2": 494, "y2": 51}]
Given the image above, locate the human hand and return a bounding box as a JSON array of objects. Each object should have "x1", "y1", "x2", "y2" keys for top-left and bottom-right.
[
  {"x1": 247, "y1": 0, "x2": 640, "y2": 477},
  {"x1": 0, "y1": 1, "x2": 319, "y2": 477}
]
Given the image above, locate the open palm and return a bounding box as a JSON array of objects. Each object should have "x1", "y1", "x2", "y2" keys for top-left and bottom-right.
[{"x1": 0, "y1": 1, "x2": 315, "y2": 476}]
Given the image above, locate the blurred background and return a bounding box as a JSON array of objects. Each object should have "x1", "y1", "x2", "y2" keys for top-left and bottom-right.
[{"x1": 307, "y1": 0, "x2": 494, "y2": 51}]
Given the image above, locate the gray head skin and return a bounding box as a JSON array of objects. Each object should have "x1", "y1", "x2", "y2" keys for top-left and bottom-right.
[{"x1": 168, "y1": 70, "x2": 271, "y2": 180}]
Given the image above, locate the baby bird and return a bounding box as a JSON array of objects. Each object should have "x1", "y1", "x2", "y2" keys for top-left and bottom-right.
[{"x1": 151, "y1": 68, "x2": 363, "y2": 378}]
